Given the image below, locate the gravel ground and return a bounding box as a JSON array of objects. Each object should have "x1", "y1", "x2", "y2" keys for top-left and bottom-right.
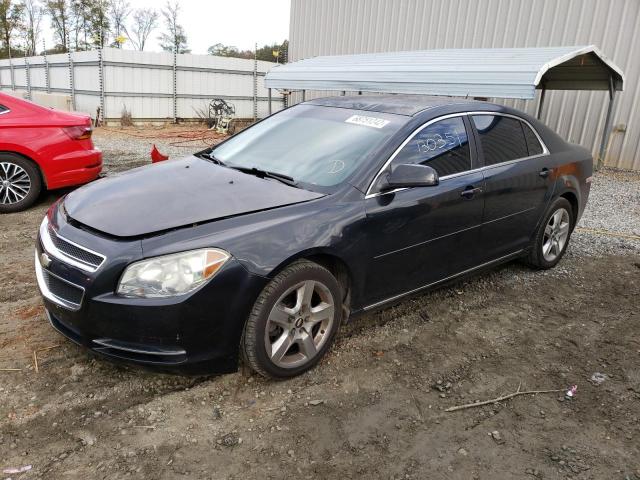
[{"x1": 0, "y1": 127, "x2": 638, "y2": 479}]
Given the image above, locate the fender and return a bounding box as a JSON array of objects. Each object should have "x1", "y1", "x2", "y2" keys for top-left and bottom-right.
[
  {"x1": 266, "y1": 245, "x2": 365, "y2": 309},
  {"x1": 0, "y1": 144, "x2": 46, "y2": 185}
]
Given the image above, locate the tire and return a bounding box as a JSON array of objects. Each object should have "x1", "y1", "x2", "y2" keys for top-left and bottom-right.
[
  {"x1": 525, "y1": 197, "x2": 574, "y2": 269},
  {"x1": 0, "y1": 153, "x2": 42, "y2": 213},
  {"x1": 241, "y1": 260, "x2": 343, "y2": 379}
]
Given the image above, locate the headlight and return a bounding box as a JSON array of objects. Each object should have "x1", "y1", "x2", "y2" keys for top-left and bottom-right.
[{"x1": 117, "y1": 249, "x2": 230, "y2": 298}]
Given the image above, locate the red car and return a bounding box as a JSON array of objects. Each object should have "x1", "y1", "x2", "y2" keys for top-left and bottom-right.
[{"x1": 0, "y1": 92, "x2": 102, "y2": 212}]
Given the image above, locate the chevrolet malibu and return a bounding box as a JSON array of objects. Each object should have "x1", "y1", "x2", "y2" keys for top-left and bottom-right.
[{"x1": 35, "y1": 95, "x2": 591, "y2": 378}]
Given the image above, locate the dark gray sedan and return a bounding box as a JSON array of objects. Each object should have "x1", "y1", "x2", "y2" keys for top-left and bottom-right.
[{"x1": 36, "y1": 95, "x2": 592, "y2": 378}]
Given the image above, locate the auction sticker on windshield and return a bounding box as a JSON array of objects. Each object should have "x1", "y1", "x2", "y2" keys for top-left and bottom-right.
[{"x1": 345, "y1": 115, "x2": 390, "y2": 129}]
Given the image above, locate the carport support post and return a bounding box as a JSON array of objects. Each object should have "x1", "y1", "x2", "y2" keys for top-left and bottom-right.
[
  {"x1": 268, "y1": 88, "x2": 272, "y2": 115},
  {"x1": 302, "y1": 90, "x2": 306, "y2": 102},
  {"x1": 596, "y1": 76, "x2": 617, "y2": 171},
  {"x1": 536, "y1": 87, "x2": 546, "y2": 119}
]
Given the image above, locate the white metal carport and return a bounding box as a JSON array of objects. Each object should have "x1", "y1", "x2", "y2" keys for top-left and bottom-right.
[{"x1": 264, "y1": 46, "x2": 624, "y2": 169}]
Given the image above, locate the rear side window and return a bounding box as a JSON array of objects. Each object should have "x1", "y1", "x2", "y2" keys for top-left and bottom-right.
[
  {"x1": 0, "y1": 104, "x2": 9, "y2": 114},
  {"x1": 392, "y1": 116, "x2": 471, "y2": 177},
  {"x1": 472, "y1": 115, "x2": 528, "y2": 166},
  {"x1": 522, "y1": 122, "x2": 544, "y2": 156}
]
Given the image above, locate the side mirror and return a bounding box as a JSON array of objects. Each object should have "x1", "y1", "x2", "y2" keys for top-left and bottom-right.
[{"x1": 383, "y1": 163, "x2": 439, "y2": 189}]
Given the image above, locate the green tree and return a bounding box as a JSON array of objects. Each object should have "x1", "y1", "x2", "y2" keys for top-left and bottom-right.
[
  {"x1": 88, "y1": 0, "x2": 109, "y2": 47},
  {"x1": 0, "y1": 0, "x2": 25, "y2": 57},
  {"x1": 207, "y1": 40, "x2": 288, "y2": 63},
  {"x1": 256, "y1": 40, "x2": 288, "y2": 63},
  {"x1": 108, "y1": 0, "x2": 128, "y2": 48},
  {"x1": 70, "y1": 0, "x2": 109, "y2": 50},
  {"x1": 207, "y1": 42, "x2": 241, "y2": 57},
  {"x1": 45, "y1": 0, "x2": 71, "y2": 51}
]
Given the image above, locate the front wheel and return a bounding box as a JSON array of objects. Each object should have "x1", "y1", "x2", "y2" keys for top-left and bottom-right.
[
  {"x1": 525, "y1": 197, "x2": 574, "y2": 269},
  {"x1": 241, "y1": 260, "x2": 343, "y2": 378}
]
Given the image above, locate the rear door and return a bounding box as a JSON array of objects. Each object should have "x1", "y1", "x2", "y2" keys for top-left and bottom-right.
[
  {"x1": 363, "y1": 114, "x2": 485, "y2": 305},
  {"x1": 471, "y1": 113, "x2": 554, "y2": 262}
]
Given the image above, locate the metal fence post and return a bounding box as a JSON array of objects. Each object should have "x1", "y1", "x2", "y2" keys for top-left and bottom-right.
[
  {"x1": 43, "y1": 40, "x2": 50, "y2": 94},
  {"x1": 25, "y1": 53, "x2": 31, "y2": 100},
  {"x1": 253, "y1": 43, "x2": 258, "y2": 120},
  {"x1": 67, "y1": 38, "x2": 76, "y2": 111},
  {"x1": 98, "y1": 47, "x2": 105, "y2": 124},
  {"x1": 172, "y1": 47, "x2": 177, "y2": 123},
  {"x1": 8, "y1": 47, "x2": 15, "y2": 91}
]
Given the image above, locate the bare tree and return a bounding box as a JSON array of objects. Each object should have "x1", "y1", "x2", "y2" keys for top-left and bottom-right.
[
  {"x1": 0, "y1": 0, "x2": 25, "y2": 56},
  {"x1": 45, "y1": 0, "x2": 71, "y2": 51},
  {"x1": 108, "y1": 0, "x2": 128, "y2": 47},
  {"x1": 157, "y1": 0, "x2": 188, "y2": 53},
  {"x1": 125, "y1": 7, "x2": 157, "y2": 51},
  {"x1": 23, "y1": 0, "x2": 42, "y2": 55}
]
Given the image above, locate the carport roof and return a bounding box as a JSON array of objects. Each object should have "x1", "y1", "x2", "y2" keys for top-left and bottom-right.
[{"x1": 265, "y1": 45, "x2": 624, "y2": 99}]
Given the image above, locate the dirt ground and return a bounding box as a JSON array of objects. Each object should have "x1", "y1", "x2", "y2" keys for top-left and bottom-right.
[{"x1": 1, "y1": 128, "x2": 639, "y2": 479}]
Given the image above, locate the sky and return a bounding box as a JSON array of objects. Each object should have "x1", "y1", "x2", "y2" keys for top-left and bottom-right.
[{"x1": 42, "y1": 0, "x2": 291, "y2": 55}]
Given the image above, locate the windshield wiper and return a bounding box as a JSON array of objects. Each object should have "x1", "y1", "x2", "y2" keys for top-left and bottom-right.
[
  {"x1": 230, "y1": 166, "x2": 299, "y2": 188},
  {"x1": 199, "y1": 150, "x2": 226, "y2": 166}
]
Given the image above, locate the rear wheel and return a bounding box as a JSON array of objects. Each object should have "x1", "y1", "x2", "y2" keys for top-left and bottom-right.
[
  {"x1": 525, "y1": 197, "x2": 573, "y2": 269},
  {"x1": 241, "y1": 260, "x2": 343, "y2": 378},
  {"x1": 0, "y1": 153, "x2": 42, "y2": 213}
]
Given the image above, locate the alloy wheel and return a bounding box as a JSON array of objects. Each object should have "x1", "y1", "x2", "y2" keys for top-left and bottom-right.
[
  {"x1": 542, "y1": 207, "x2": 570, "y2": 262},
  {"x1": 0, "y1": 161, "x2": 31, "y2": 205},
  {"x1": 264, "y1": 280, "x2": 335, "y2": 369}
]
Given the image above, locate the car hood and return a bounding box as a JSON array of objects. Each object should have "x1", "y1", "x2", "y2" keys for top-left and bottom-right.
[{"x1": 64, "y1": 156, "x2": 325, "y2": 237}]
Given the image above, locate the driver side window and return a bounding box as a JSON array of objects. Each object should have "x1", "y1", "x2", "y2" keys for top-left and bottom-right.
[{"x1": 392, "y1": 116, "x2": 471, "y2": 177}]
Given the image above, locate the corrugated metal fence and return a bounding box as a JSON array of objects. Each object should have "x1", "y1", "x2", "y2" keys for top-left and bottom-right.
[
  {"x1": 289, "y1": 0, "x2": 640, "y2": 171},
  {"x1": 0, "y1": 48, "x2": 283, "y2": 122}
]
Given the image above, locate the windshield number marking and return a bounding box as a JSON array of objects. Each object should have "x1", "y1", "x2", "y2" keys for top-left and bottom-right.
[{"x1": 345, "y1": 115, "x2": 390, "y2": 129}]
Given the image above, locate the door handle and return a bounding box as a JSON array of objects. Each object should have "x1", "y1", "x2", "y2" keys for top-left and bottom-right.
[
  {"x1": 539, "y1": 168, "x2": 551, "y2": 178},
  {"x1": 460, "y1": 186, "x2": 482, "y2": 199}
]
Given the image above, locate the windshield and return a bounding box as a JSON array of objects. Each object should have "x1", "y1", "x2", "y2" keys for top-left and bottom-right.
[{"x1": 210, "y1": 104, "x2": 406, "y2": 190}]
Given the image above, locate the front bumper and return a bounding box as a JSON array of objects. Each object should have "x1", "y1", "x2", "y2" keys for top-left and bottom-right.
[{"x1": 35, "y1": 213, "x2": 268, "y2": 375}]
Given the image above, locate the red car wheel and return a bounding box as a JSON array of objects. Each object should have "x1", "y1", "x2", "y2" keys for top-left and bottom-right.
[{"x1": 0, "y1": 153, "x2": 42, "y2": 213}]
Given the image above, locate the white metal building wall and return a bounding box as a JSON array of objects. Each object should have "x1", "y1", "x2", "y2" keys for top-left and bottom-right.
[
  {"x1": 289, "y1": 0, "x2": 640, "y2": 170},
  {"x1": 0, "y1": 48, "x2": 283, "y2": 121}
]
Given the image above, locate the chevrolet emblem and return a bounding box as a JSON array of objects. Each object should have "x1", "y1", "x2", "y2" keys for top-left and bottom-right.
[{"x1": 40, "y1": 252, "x2": 52, "y2": 268}]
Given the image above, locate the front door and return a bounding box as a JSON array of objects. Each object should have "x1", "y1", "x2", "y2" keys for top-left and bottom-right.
[
  {"x1": 470, "y1": 114, "x2": 555, "y2": 262},
  {"x1": 363, "y1": 115, "x2": 485, "y2": 306}
]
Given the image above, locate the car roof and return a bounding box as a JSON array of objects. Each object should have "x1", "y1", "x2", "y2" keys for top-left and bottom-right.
[{"x1": 306, "y1": 94, "x2": 488, "y2": 116}]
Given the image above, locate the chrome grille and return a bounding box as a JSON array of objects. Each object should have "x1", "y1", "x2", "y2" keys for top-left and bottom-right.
[
  {"x1": 35, "y1": 252, "x2": 85, "y2": 311},
  {"x1": 48, "y1": 223, "x2": 104, "y2": 268},
  {"x1": 40, "y1": 217, "x2": 106, "y2": 273},
  {"x1": 42, "y1": 269, "x2": 84, "y2": 306}
]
